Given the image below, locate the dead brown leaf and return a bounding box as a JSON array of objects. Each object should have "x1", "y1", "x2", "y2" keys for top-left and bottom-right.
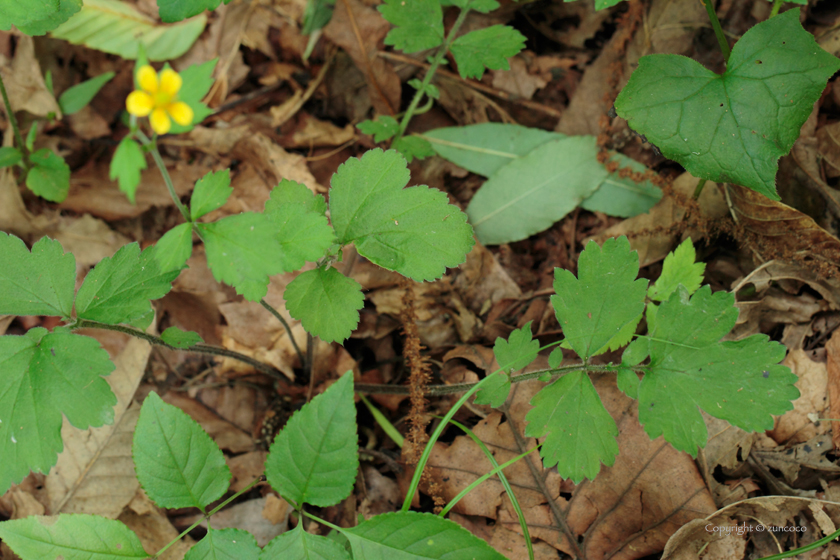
[
  {"x1": 161, "y1": 392, "x2": 254, "y2": 453},
  {"x1": 0, "y1": 36, "x2": 59, "y2": 118},
  {"x1": 767, "y1": 350, "x2": 829, "y2": 445},
  {"x1": 120, "y1": 490, "x2": 193, "y2": 560}
]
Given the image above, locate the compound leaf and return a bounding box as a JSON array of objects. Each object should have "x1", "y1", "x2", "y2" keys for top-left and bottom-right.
[
  {"x1": 379, "y1": 0, "x2": 443, "y2": 53},
  {"x1": 26, "y1": 149, "x2": 70, "y2": 203},
  {"x1": 197, "y1": 213, "x2": 286, "y2": 302},
  {"x1": 284, "y1": 267, "x2": 364, "y2": 344},
  {"x1": 190, "y1": 169, "x2": 232, "y2": 221},
  {"x1": 330, "y1": 149, "x2": 474, "y2": 281},
  {"x1": 648, "y1": 238, "x2": 705, "y2": 302},
  {"x1": 261, "y1": 525, "x2": 350, "y2": 560},
  {"x1": 186, "y1": 528, "x2": 260, "y2": 560},
  {"x1": 358, "y1": 116, "x2": 400, "y2": 143},
  {"x1": 265, "y1": 371, "x2": 358, "y2": 507},
  {"x1": 342, "y1": 512, "x2": 507, "y2": 560},
  {"x1": 551, "y1": 237, "x2": 647, "y2": 360},
  {"x1": 0, "y1": 0, "x2": 82, "y2": 35},
  {"x1": 614, "y1": 9, "x2": 840, "y2": 200},
  {"x1": 0, "y1": 328, "x2": 116, "y2": 495},
  {"x1": 525, "y1": 371, "x2": 619, "y2": 483},
  {"x1": 75, "y1": 243, "x2": 178, "y2": 325},
  {"x1": 110, "y1": 136, "x2": 147, "y2": 203},
  {"x1": 153, "y1": 222, "x2": 193, "y2": 273},
  {"x1": 265, "y1": 180, "x2": 335, "y2": 272},
  {"x1": 58, "y1": 71, "x2": 115, "y2": 115},
  {"x1": 0, "y1": 514, "x2": 147, "y2": 560},
  {"x1": 637, "y1": 286, "x2": 800, "y2": 455},
  {"x1": 161, "y1": 326, "x2": 203, "y2": 349},
  {"x1": 157, "y1": 0, "x2": 230, "y2": 23},
  {"x1": 450, "y1": 25, "x2": 526, "y2": 80},
  {"x1": 0, "y1": 233, "x2": 75, "y2": 318},
  {"x1": 134, "y1": 391, "x2": 230, "y2": 510}
]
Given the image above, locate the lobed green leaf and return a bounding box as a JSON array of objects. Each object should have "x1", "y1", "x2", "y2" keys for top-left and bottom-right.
[
  {"x1": 0, "y1": 233, "x2": 75, "y2": 318},
  {"x1": 379, "y1": 0, "x2": 443, "y2": 53},
  {"x1": 186, "y1": 528, "x2": 260, "y2": 560},
  {"x1": 153, "y1": 222, "x2": 193, "y2": 273},
  {"x1": 284, "y1": 267, "x2": 364, "y2": 343},
  {"x1": 261, "y1": 525, "x2": 350, "y2": 560},
  {"x1": 450, "y1": 25, "x2": 526, "y2": 80},
  {"x1": 0, "y1": 0, "x2": 82, "y2": 35},
  {"x1": 648, "y1": 238, "x2": 705, "y2": 302},
  {"x1": 190, "y1": 169, "x2": 232, "y2": 221},
  {"x1": 110, "y1": 136, "x2": 147, "y2": 203},
  {"x1": 26, "y1": 149, "x2": 70, "y2": 203},
  {"x1": 392, "y1": 136, "x2": 435, "y2": 163},
  {"x1": 358, "y1": 116, "x2": 400, "y2": 143},
  {"x1": 168, "y1": 59, "x2": 217, "y2": 133}
]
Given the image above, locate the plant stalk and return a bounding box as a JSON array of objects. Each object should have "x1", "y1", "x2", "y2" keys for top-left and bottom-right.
[
  {"x1": 0, "y1": 71, "x2": 30, "y2": 171},
  {"x1": 693, "y1": 178, "x2": 707, "y2": 199},
  {"x1": 702, "y1": 0, "x2": 731, "y2": 64},
  {"x1": 136, "y1": 130, "x2": 191, "y2": 222},
  {"x1": 260, "y1": 299, "x2": 306, "y2": 368},
  {"x1": 769, "y1": 0, "x2": 783, "y2": 18}
]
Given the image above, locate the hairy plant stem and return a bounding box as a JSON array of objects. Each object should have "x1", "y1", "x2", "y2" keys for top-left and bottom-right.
[
  {"x1": 136, "y1": 130, "x2": 191, "y2": 222},
  {"x1": 394, "y1": 5, "x2": 472, "y2": 141},
  {"x1": 260, "y1": 299, "x2": 306, "y2": 368},
  {"x1": 152, "y1": 476, "x2": 264, "y2": 559},
  {"x1": 769, "y1": 0, "x2": 783, "y2": 18},
  {"x1": 703, "y1": 0, "x2": 731, "y2": 64},
  {"x1": 70, "y1": 319, "x2": 286, "y2": 380},
  {"x1": 0, "y1": 71, "x2": 30, "y2": 172}
]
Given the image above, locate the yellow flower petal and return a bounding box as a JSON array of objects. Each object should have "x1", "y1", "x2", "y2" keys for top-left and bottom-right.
[
  {"x1": 159, "y1": 68, "x2": 182, "y2": 97},
  {"x1": 136, "y1": 65, "x2": 158, "y2": 94},
  {"x1": 126, "y1": 91, "x2": 154, "y2": 117},
  {"x1": 150, "y1": 107, "x2": 171, "y2": 135},
  {"x1": 168, "y1": 101, "x2": 194, "y2": 126}
]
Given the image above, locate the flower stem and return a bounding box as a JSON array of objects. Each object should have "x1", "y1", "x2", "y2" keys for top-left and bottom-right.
[
  {"x1": 0, "y1": 71, "x2": 30, "y2": 172},
  {"x1": 769, "y1": 0, "x2": 783, "y2": 18},
  {"x1": 693, "y1": 178, "x2": 707, "y2": 199},
  {"x1": 703, "y1": 0, "x2": 731, "y2": 64},
  {"x1": 136, "y1": 130, "x2": 191, "y2": 222},
  {"x1": 260, "y1": 298, "x2": 306, "y2": 368},
  {"x1": 393, "y1": 5, "x2": 472, "y2": 142}
]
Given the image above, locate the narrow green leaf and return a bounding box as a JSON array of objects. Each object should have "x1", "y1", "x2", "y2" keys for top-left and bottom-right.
[
  {"x1": 186, "y1": 528, "x2": 260, "y2": 560},
  {"x1": 614, "y1": 9, "x2": 840, "y2": 200},
  {"x1": 265, "y1": 371, "x2": 358, "y2": 507},
  {"x1": 638, "y1": 286, "x2": 800, "y2": 455},
  {"x1": 50, "y1": 0, "x2": 206, "y2": 61},
  {"x1": 58, "y1": 71, "x2": 115, "y2": 115},
  {"x1": 648, "y1": 238, "x2": 705, "y2": 301},
  {"x1": 168, "y1": 59, "x2": 217, "y2": 133},
  {"x1": 0, "y1": 514, "x2": 147, "y2": 560},
  {"x1": 450, "y1": 25, "x2": 526, "y2": 80},
  {"x1": 330, "y1": 149, "x2": 474, "y2": 281},
  {"x1": 110, "y1": 136, "x2": 147, "y2": 203},
  {"x1": 379, "y1": 0, "x2": 443, "y2": 53},
  {"x1": 134, "y1": 392, "x2": 230, "y2": 510},
  {"x1": 152, "y1": 222, "x2": 193, "y2": 273},
  {"x1": 357, "y1": 116, "x2": 400, "y2": 143},
  {"x1": 0, "y1": 0, "x2": 82, "y2": 35},
  {"x1": 261, "y1": 525, "x2": 350, "y2": 560},
  {"x1": 284, "y1": 267, "x2": 364, "y2": 344},
  {"x1": 75, "y1": 243, "x2": 178, "y2": 325},
  {"x1": 26, "y1": 149, "x2": 70, "y2": 203},
  {"x1": 190, "y1": 169, "x2": 232, "y2": 221},
  {"x1": 342, "y1": 512, "x2": 507, "y2": 560},
  {"x1": 161, "y1": 326, "x2": 203, "y2": 349},
  {"x1": 525, "y1": 371, "x2": 618, "y2": 482},
  {"x1": 25, "y1": 123, "x2": 37, "y2": 152},
  {"x1": 0, "y1": 233, "x2": 75, "y2": 318},
  {"x1": 552, "y1": 237, "x2": 647, "y2": 360},
  {"x1": 0, "y1": 146, "x2": 22, "y2": 168},
  {"x1": 0, "y1": 328, "x2": 116, "y2": 495},
  {"x1": 302, "y1": 0, "x2": 335, "y2": 35},
  {"x1": 197, "y1": 212, "x2": 286, "y2": 302},
  {"x1": 157, "y1": 0, "x2": 230, "y2": 23}
]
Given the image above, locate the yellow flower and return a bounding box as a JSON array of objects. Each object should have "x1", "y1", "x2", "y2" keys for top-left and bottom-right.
[{"x1": 126, "y1": 65, "x2": 194, "y2": 135}]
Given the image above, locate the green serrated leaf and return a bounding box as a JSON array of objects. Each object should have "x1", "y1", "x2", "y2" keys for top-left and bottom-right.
[
  {"x1": 614, "y1": 10, "x2": 840, "y2": 200},
  {"x1": 75, "y1": 243, "x2": 178, "y2": 325},
  {"x1": 265, "y1": 180, "x2": 335, "y2": 271},
  {"x1": 451, "y1": 25, "x2": 526, "y2": 80},
  {"x1": 0, "y1": 233, "x2": 75, "y2": 318},
  {"x1": 495, "y1": 322, "x2": 538, "y2": 372},
  {"x1": 357, "y1": 116, "x2": 400, "y2": 143},
  {"x1": 473, "y1": 371, "x2": 510, "y2": 408},
  {"x1": 379, "y1": 0, "x2": 443, "y2": 53},
  {"x1": 552, "y1": 237, "x2": 647, "y2": 360},
  {"x1": 0, "y1": 146, "x2": 22, "y2": 168},
  {"x1": 0, "y1": 514, "x2": 147, "y2": 560},
  {"x1": 648, "y1": 238, "x2": 705, "y2": 301},
  {"x1": 197, "y1": 213, "x2": 286, "y2": 302},
  {"x1": 26, "y1": 149, "x2": 70, "y2": 203},
  {"x1": 168, "y1": 59, "x2": 217, "y2": 133},
  {"x1": 161, "y1": 326, "x2": 203, "y2": 349},
  {"x1": 191, "y1": 169, "x2": 232, "y2": 221},
  {"x1": 302, "y1": 0, "x2": 335, "y2": 35},
  {"x1": 134, "y1": 392, "x2": 230, "y2": 510},
  {"x1": 525, "y1": 371, "x2": 618, "y2": 482},
  {"x1": 265, "y1": 371, "x2": 358, "y2": 507},
  {"x1": 186, "y1": 528, "x2": 260, "y2": 560},
  {"x1": 342, "y1": 512, "x2": 507, "y2": 560},
  {"x1": 50, "y1": 0, "x2": 206, "y2": 61},
  {"x1": 157, "y1": 0, "x2": 230, "y2": 23},
  {"x1": 0, "y1": 328, "x2": 116, "y2": 494},
  {"x1": 330, "y1": 149, "x2": 474, "y2": 281},
  {"x1": 153, "y1": 222, "x2": 193, "y2": 273},
  {"x1": 110, "y1": 136, "x2": 147, "y2": 203},
  {"x1": 261, "y1": 525, "x2": 350, "y2": 560},
  {"x1": 616, "y1": 367, "x2": 640, "y2": 399},
  {"x1": 284, "y1": 267, "x2": 364, "y2": 344},
  {"x1": 638, "y1": 286, "x2": 799, "y2": 455},
  {"x1": 0, "y1": 0, "x2": 82, "y2": 35},
  {"x1": 593, "y1": 0, "x2": 625, "y2": 8},
  {"x1": 59, "y1": 71, "x2": 115, "y2": 115},
  {"x1": 392, "y1": 135, "x2": 435, "y2": 163}
]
